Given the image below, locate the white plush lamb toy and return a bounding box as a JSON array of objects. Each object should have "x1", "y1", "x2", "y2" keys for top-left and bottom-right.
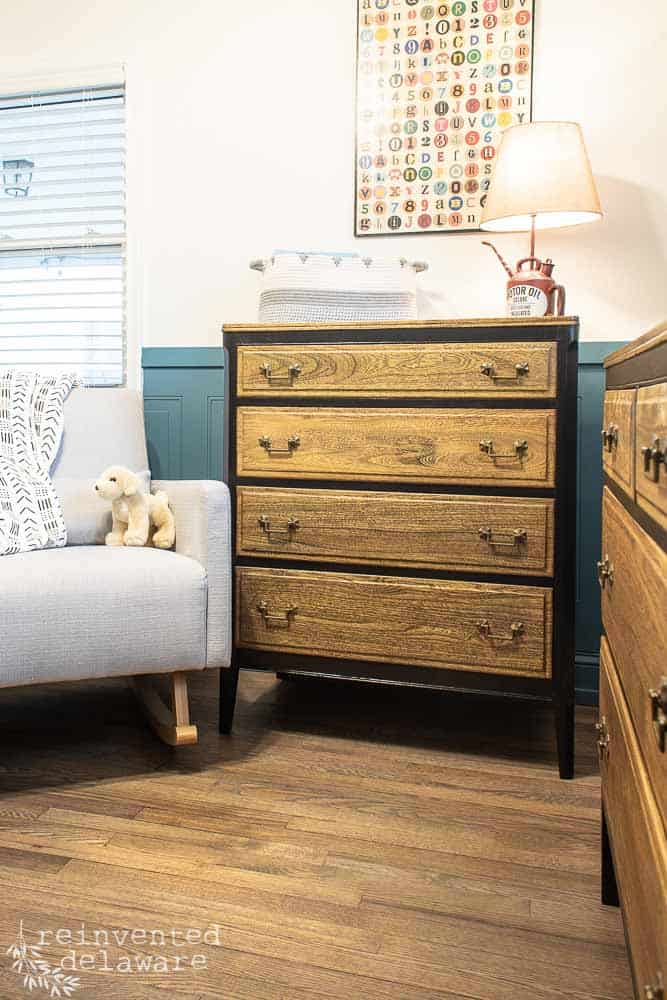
[{"x1": 95, "y1": 465, "x2": 176, "y2": 549}]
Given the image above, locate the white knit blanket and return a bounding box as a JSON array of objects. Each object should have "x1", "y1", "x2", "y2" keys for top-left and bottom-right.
[{"x1": 0, "y1": 370, "x2": 78, "y2": 556}]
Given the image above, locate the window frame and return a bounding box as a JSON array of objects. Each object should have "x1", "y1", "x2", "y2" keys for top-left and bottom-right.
[{"x1": 0, "y1": 74, "x2": 127, "y2": 386}]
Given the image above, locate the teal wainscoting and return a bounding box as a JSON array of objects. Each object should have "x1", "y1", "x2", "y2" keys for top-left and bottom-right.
[
  {"x1": 142, "y1": 340, "x2": 626, "y2": 706},
  {"x1": 142, "y1": 348, "x2": 225, "y2": 481}
]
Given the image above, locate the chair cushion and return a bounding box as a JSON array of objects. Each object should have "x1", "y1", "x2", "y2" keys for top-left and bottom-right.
[
  {"x1": 54, "y1": 471, "x2": 151, "y2": 546},
  {"x1": 0, "y1": 546, "x2": 207, "y2": 688},
  {"x1": 52, "y1": 388, "x2": 149, "y2": 479},
  {"x1": 51, "y1": 387, "x2": 151, "y2": 546}
]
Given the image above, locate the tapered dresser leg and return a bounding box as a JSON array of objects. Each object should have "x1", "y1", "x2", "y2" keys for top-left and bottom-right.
[
  {"x1": 601, "y1": 805, "x2": 620, "y2": 907},
  {"x1": 219, "y1": 662, "x2": 240, "y2": 734},
  {"x1": 555, "y1": 700, "x2": 575, "y2": 779}
]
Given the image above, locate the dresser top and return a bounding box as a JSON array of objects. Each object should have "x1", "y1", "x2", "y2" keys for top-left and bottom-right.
[
  {"x1": 604, "y1": 319, "x2": 667, "y2": 369},
  {"x1": 223, "y1": 316, "x2": 578, "y2": 335}
]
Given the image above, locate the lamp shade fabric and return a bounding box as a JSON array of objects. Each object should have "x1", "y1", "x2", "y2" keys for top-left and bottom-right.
[{"x1": 480, "y1": 122, "x2": 602, "y2": 233}]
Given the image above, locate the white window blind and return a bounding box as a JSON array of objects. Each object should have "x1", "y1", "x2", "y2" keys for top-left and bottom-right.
[{"x1": 0, "y1": 81, "x2": 126, "y2": 385}]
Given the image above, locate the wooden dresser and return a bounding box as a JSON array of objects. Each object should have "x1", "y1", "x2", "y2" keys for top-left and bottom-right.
[
  {"x1": 221, "y1": 318, "x2": 578, "y2": 778},
  {"x1": 599, "y1": 323, "x2": 667, "y2": 998}
]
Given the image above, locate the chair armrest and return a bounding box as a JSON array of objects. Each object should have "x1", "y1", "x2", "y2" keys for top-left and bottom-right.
[{"x1": 152, "y1": 480, "x2": 231, "y2": 668}]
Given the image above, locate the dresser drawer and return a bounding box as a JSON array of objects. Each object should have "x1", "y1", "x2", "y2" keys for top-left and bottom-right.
[
  {"x1": 237, "y1": 567, "x2": 552, "y2": 677},
  {"x1": 635, "y1": 382, "x2": 667, "y2": 531},
  {"x1": 237, "y1": 487, "x2": 555, "y2": 576},
  {"x1": 602, "y1": 389, "x2": 635, "y2": 498},
  {"x1": 237, "y1": 407, "x2": 556, "y2": 487},
  {"x1": 599, "y1": 637, "x2": 667, "y2": 999},
  {"x1": 237, "y1": 341, "x2": 557, "y2": 398},
  {"x1": 601, "y1": 487, "x2": 667, "y2": 830}
]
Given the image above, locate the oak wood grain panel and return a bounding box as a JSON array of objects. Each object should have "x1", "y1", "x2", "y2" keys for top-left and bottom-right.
[
  {"x1": 0, "y1": 846, "x2": 70, "y2": 873},
  {"x1": 237, "y1": 406, "x2": 556, "y2": 487},
  {"x1": 599, "y1": 637, "x2": 667, "y2": 998},
  {"x1": 237, "y1": 567, "x2": 552, "y2": 677},
  {"x1": 224, "y1": 315, "x2": 576, "y2": 333},
  {"x1": 237, "y1": 486, "x2": 555, "y2": 576},
  {"x1": 635, "y1": 381, "x2": 667, "y2": 531},
  {"x1": 237, "y1": 341, "x2": 557, "y2": 398},
  {"x1": 604, "y1": 319, "x2": 667, "y2": 368},
  {"x1": 601, "y1": 486, "x2": 667, "y2": 831},
  {"x1": 602, "y1": 389, "x2": 635, "y2": 498}
]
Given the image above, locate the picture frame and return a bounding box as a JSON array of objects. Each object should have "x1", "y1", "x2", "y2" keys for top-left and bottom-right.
[{"x1": 354, "y1": 0, "x2": 536, "y2": 237}]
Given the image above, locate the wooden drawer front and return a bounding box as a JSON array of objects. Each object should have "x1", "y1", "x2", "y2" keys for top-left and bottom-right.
[
  {"x1": 635, "y1": 382, "x2": 667, "y2": 531},
  {"x1": 237, "y1": 567, "x2": 552, "y2": 677},
  {"x1": 237, "y1": 407, "x2": 556, "y2": 487},
  {"x1": 237, "y1": 487, "x2": 555, "y2": 576},
  {"x1": 602, "y1": 389, "x2": 635, "y2": 497},
  {"x1": 601, "y1": 487, "x2": 667, "y2": 830},
  {"x1": 237, "y1": 341, "x2": 557, "y2": 398},
  {"x1": 599, "y1": 638, "x2": 667, "y2": 998}
]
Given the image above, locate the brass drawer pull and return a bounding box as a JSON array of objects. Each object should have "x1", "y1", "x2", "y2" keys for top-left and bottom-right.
[
  {"x1": 644, "y1": 973, "x2": 664, "y2": 1000},
  {"x1": 256, "y1": 601, "x2": 298, "y2": 629},
  {"x1": 601, "y1": 424, "x2": 619, "y2": 452},
  {"x1": 597, "y1": 556, "x2": 614, "y2": 589},
  {"x1": 259, "y1": 362, "x2": 302, "y2": 386},
  {"x1": 480, "y1": 361, "x2": 530, "y2": 381},
  {"x1": 641, "y1": 436, "x2": 665, "y2": 482},
  {"x1": 595, "y1": 716, "x2": 610, "y2": 760},
  {"x1": 478, "y1": 527, "x2": 527, "y2": 548},
  {"x1": 476, "y1": 620, "x2": 524, "y2": 641},
  {"x1": 258, "y1": 434, "x2": 300, "y2": 456},
  {"x1": 649, "y1": 679, "x2": 667, "y2": 753},
  {"x1": 479, "y1": 439, "x2": 528, "y2": 460},
  {"x1": 258, "y1": 515, "x2": 300, "y2": 542}
]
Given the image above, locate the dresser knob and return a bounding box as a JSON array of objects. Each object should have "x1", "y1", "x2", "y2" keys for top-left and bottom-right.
[
  {"x1": 478, "y1": 527, "x2": 527, "y2": 548},
  {"x1": 258, "y1": 515, "x2": 300, "y2": 542},
  {"x1": 480, "y1": 360, "x2": 530, "y2": 381},
  {"x1": 595, "y1": 717, "x2": 610, "y2": 760},
  {"x1": 644, "y1": 972, "x2": 664, "y2": 1000},
  {"x1": 479, "y1": 439, "x2": 528, "y2": 460},
  {"x1": 601, "y1": 424, "x2": 619, "y2": 452},
  {"x1": 256, "y1": 601, "x2": 298, "y2": 629},
  {"x1": 258, "y1": 434, "x2": 300, "y2": 456},
  {"x1": 649, "y1": 680, "x2": 667, "y2": 753},
  {"x1": 641, "y1": 437, "x2": 665, "y2": 482},
  {"x1": 259, "y1": 362, "x2": 302, "y2": 386},
  {"x1": 476, "y1": 620, "x2": 524, "y2": 641},
  {"x1": 596, "y1": 556, "x2": 614, "y2": 589}
]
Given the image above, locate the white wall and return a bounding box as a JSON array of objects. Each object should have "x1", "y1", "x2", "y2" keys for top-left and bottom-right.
[{"x1": 4, "y1": 0, "x2": 667, "y2": 371}]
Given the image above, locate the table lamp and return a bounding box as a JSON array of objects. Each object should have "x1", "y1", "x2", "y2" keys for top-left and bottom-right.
[{"x1": 480, "y1": 121, "x2": 602, "y2": 318}]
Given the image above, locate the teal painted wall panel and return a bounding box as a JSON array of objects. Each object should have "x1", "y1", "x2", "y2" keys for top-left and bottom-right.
[
  {"x1": 206, "y1": 396, "x2": 226, "y2": 480},
  {"x1": 143, "y1": 395, "x2": 183, "y2": 479},
  {"x1": 142, "y1": 342, "x2": 626, "y2": 705},
  {"x1": 142, "y1": 348, "x2": 225, "y2": 482}
]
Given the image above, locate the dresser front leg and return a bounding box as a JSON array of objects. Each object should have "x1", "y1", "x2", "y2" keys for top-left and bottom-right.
[
  {"x1": 555, "y1": 700, "x2": 575, "y2": 779},
  {"x1": 219, "y1": 661, "x2": 240, "y2": 734},
  {"x1": 601, "y1": 805, "x2": 620, "y2": 907}
]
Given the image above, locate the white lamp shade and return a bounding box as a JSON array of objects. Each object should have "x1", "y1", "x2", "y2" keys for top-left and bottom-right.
[{"x1": 480, "y1": 122, "x2": 602, "y2": 233}]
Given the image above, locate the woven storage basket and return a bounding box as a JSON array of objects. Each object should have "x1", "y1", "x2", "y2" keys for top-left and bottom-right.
[{"x1": 250, "y1": 252, "x2": 428, "y2": 323}]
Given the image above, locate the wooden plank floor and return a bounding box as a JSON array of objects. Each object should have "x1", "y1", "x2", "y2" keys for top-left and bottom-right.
[{"x1": 0, "y1": 670, "x2": 631, "y2": 999}]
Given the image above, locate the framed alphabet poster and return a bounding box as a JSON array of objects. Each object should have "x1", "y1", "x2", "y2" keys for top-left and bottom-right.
[{"x1": 355, "y1": 0, "x2": 535, "y2": 236}]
